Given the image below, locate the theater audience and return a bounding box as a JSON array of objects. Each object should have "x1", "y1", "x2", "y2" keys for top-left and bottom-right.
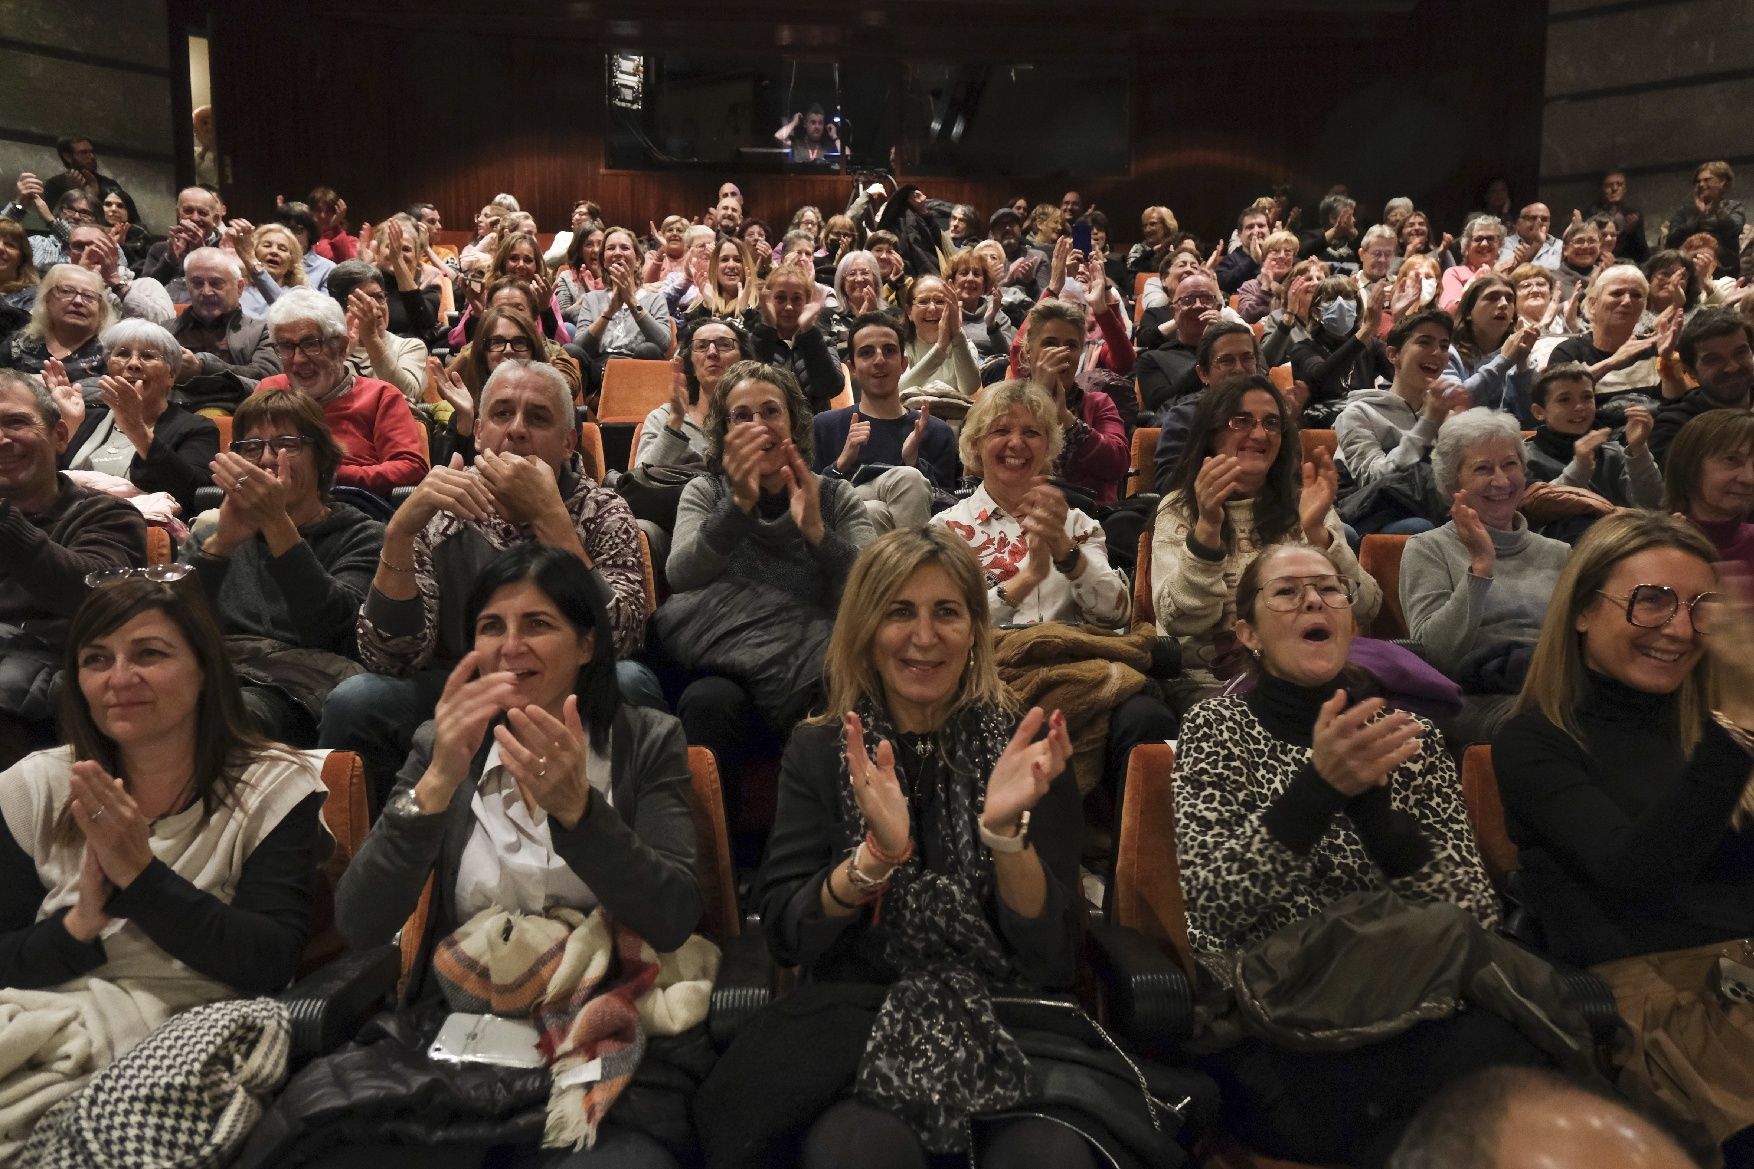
[
  {"x1": 62, "y1": 221, "x2": 174, "y2": 328},
  {"x1": 327, "y1": 359, "x2": 648, "y2": 799},
  {"x1": 0, "y1": 369, "x2": 146, "y2": 764},
  {"x1": 139, "y1": 186, "x2": 226, "y2": 302},
  {"x1": 897, "y1": 274, "x2": 980, "y2": 396},
  {"x1": 255, "y1": 288, "x2": 427, "y2": 498},
  {"x1": 1154, "y1": 375, "x2": 1378, "y2": 700},
  {"x1": 750, "y1": 263, "x2": 840, "y2": 413},
  {"x1": 445, "y1": 298, "x2": 582, "y2": 413},
  {"x1": 355, "y1": 216, "x2": 441, "y2": 342},
  {"x1": 1494, "y1": 510, "x2": 1754, "y2": 1162},
  {"x1": 1401, "y1": 408, "x2": 1570, "y2": 741},
  {"x1": 0, "y1": 263, "x2": 110, "y2": 381},
  {"x1": 1548, "y1": 264, "x2": 1671, "y2": 408},
  {"x1": 1234, "y1": 230, "x2": 1299, "y2": 324},
  {"x1": 322, "y1": 543, "x2": 701, "y2": 1168},
  {"x1": 1662, "y1": 158, "x2": 1744, "y2": 261},
  {"x1": 1651, "y1": 307, "x2": 1754, "y2": 462},
  {"x1": 271, "y1": 201, "x2": 335, "y2": 292},
  {"x1": 1174, "y1": 540, "x2": 1529, "y2": 1166},
  {"x1": 1523, "y1": 363, "x2": 1659, "y2": 512},
  {"x1": 1585, "y1": 170, "x2": 1650, "y2": 264},
  {"x1": 1152, "y1": 322, "x2": 1263, "y2": 490},
  {"x1": 1553, "y1": 220, "x2": 1603, "y2": 302},
  {"x1": 0, "y1": 575, "x2": 327, "y2": 1157},
  {"x1": 53, "y1": 320, "x2": 218, "y2": 515},
  {"x1": 307, "y1": 186, "x2": 358, "y2": 262},
  {"x1": 708, "y1": 526, "x2": 1112, "y2": 1169},
  {"x1": 812, "y1": 312, "x2": 952, "y2": 530},
  {"x1": 666, "y1": 360, "x2": 873, "y2": 787},
  {"x1": 1644, "y1": 249, "x2": 1703, "y2": 323},
  {"x1": 1662, "y1": 409, "x2": 1754, "y2": 576},
  {"x1": 1137, "y1": 268, "x2": 1222, "y2": 415},
  {"x1": 187, "y1": 389, "x2": 384, "y2": 743},
  {"x1": 691, "y1": 236, "x2": 757, "y2": 320},
  {"x1": 572, "y1": 227, "x2": 673, "y2": 390}
]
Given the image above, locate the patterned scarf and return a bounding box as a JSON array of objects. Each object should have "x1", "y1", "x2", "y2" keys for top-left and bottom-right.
[
  {"x1": 840, "y1": 700, "x2": 1038, "y2": 1153},
  {"x1": 433, "y1": 906, "x2": 719, "y2": 1151}
]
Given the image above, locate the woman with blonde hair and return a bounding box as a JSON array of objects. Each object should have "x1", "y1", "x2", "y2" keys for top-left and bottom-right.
[
  {"x1": 1494, "y1": 510, "x2": 1754, "y2": 1162},
  {"x1": 1127, "y1": 205, "x2": 1178, "y2": 274},
  {"x1": 0, "y1": 263, "x2": 111, "y2": 380},
  {"x1": 701, "y1": 526, "x2": 1176, "y2": 1169},
  {"x1": 238, "y1": 222, "x2": 307, "y2": 318},
  {"x1": 690, "y1": 236, "x2": 758, "y2": 321}
]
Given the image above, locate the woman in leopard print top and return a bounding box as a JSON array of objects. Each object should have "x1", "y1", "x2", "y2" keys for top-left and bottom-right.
[{"x1": 1170, "y1": 543, "x2": 1536, "y2": 1166}]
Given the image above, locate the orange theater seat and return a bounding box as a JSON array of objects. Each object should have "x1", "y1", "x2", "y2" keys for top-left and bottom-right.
[
  {"x1": 1358, "y1": 533, "x2": 1412, "y2": 640},
  {"x1": 598, "y1": 359, "x2": 674, "y2": 424}
]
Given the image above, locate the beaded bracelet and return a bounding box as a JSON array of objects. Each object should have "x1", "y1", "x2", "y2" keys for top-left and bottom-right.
[{"x1": 863, "y1": 831, "x2": 914, "y2": 868}]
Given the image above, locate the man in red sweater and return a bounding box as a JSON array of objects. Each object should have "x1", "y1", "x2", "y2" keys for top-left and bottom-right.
[{"x1": 255, "y1": 289, "x2": 427, "y2": 497}]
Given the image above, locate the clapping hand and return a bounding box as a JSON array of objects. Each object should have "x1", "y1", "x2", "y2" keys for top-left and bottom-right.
[
  {"x1": 98, "y1": 374, "x2": 151, "y2": 448},
  {"x1": 400, "y1": 452, "x2": 499, "y2": 528},
  {"x1": 429, "y1": 356, "x2": 474, "y2": 432},
  {"x1": 1572, "y1": 427, "x2": 1611, "y2": 471},
  {"x1": 722, "y1": 422, "x2": 771, "y2": 511},
  {"x1": 1310, "y1": 693, "x2": 1423, "y2": 796},
  {"x1": 68, "y1": 761, "x2": 155, "y2": 890},
  {"x1": 1452, "y1": 491, "x2": 1496, "y2": 578},
  {"x1": 1194, "y1": 453, "x2": 1243, "y2": 528},
  {"x1": 427, "y1": 651, "x2": 522, "y2": 793},
  {"x1": 41, "y1": 357, "x2": 82, "y2": 430},
  {"x1": 779, "y1": 442, "x2": 824, "y2": 543},
  {"x1": 844, "y1": 710, "x2": 911, "y2": 857},
  {"x1": 1623, "y1": 404, "x2": 1653, "y2": 455},
  {"x1": 899, "y1": 402, "x2": 932, "y2": 467},
  {"x1": 494, "y1": 697, "x2": 595, "y2": 829},
  {"x1": 1298, "y1": 446, "x2": 1340, "y2": 546},
  {"x1": 979, "y1": 707, "x2": 1073, "y2": 834}
]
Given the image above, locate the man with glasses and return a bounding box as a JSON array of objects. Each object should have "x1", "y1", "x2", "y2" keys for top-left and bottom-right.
[
  {"x1": 167, "y1": 247, "x2": 280, "y2": 412},
  {"x1": 65, "y1": 222, "x2": 174, "y2": 327},
  {"x1": 254, "y1": 289, "x2": 427, "y2": 498},
  {"x1": 5, "y1": 186, "x2": 96, "y2": 270},
  {"x1": 1136, "y1": 270, "x2": 1223, "y2": 415},
  {"x1": 1152, "y1": 322, "x2": 1264, "y2": 492},
  {"x1": 1500, "y1": 203, "x2": 1561, "y2": 271},
  {"x1": 328, "y1": 358, "x2": 654, "y2": 801},
  {"x1": 39, "y1": 137, "x2": 138, "y2": 228},
  {"x1": 0, "y1": 369, "x2": 145, "y2": 766},
  {"x1": 811, "y1": 312, "x2": 954, "y2": 530}
]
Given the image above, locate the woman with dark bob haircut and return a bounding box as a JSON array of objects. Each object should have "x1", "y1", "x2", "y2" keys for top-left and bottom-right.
[
  {"x1": 0, "y1": 576, "x2": 328, "y2": 1152},
  {"x1": 325, "y1": 542, "x2": 702, "y2": 1167},
  {"x1": 186, "y1": 388, "x2": 384, "y2": 744}
]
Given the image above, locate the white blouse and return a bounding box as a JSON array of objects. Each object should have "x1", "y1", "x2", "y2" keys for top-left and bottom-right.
[
  {"x1": 934, "y1": 484, "x2": 1131, "y2": 629},
  {"x1": 454, "y1": 733, "x2": 614, "y2": 920}
]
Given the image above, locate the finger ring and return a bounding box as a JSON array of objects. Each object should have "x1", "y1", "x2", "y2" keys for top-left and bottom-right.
[
  {"x1": 90, "y1": 806, "x2": 105, "y2": 820},
  {"x1": 236, "y1": 477, "x2": 247, "y2": 489}
]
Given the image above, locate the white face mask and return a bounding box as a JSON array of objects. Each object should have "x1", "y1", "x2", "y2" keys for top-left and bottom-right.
[
  {"x1": 1319, "y1": 297, "x2": 1358, "y2": 335},
  {"x1": 1419, "y1": 277, "x2": 1437, "y2": 304}
]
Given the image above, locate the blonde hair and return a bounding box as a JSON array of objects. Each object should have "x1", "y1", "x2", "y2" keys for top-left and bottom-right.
[
  {"x1": 1512, "y1": 511, "x2": 1754, "y2": 823},
  {"x1": 814, "y1": 527, "x2": 1015, "y2": 724},
  {"x1": 1261, "y1": 230, "x2": 1299, "y2": 255},
  {"x1": 254, "y1": 223, "x2": 307, "y2": 288},
  {"x1": 27, "y1": 264, "x2": 113, "y2": 344},
  {"x1": 958, "y1": 380, "x2": 1065, "y2": 476}
]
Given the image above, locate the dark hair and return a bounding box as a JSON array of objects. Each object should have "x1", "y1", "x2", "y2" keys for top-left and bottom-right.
[
  {"x1": 59, "y1": 579, "x2": 280, "y2": 832},
  {"x1": 484, "y1": 276, "x2": 541, "y2": 321},
  {"x1": 463, "y1": 306, "x2": 546, "y2": 395},
  {"x1": 273, "y1": 202, "x2": 320, "y2": 246},
  {"x1": 306, "y1": 186, "x2": 342, "y2": 214},
  {"x1": 1387, "y1": 308, "x2": 1454, "y2": 350},
  {"x1": 1643, "y1": 248, "x2": 1702, "y2": 310},
  {"x1": 564, "y1": 219, "x2": 606, "y2": 275},
  {"x1": 490, "y1": 232, "x2": 543, "y2": 280},
  {"x1": 1530, "y1": 361, "x2": 1594, "y2": 409},
  {"x1": 1195, "y1": 320, "x2": 1257, "y2": 371},
  {"x1": 1237, "y1": 205, "x2": 1270, "y2": 229},
  {"x1": 679, "y1": 316, "x2": 751, "y2": 404},
  {"x1": 737, "y1": 218, "x2": 769, "y2": 243},
  {"x1": 1166, "y1": 375, "x2": 1301, "y2": 549},
  {"x1": 1679, "y1": 305, "x2": 1754, "y2": 369},
  {"x1": 56, "y1": 136, "x2": 89, "y2": 162},
  {"x1": 1450, "y1": 272, "x2": 1516, "y2": 364},
  {"x1": 1317, "y1": 193, "x2": 1355, "y2": 227},
  {"x1": 1309, "y1": 275, "x2": 1361, "y2": 340},
  {"x1": 463, "y1": 545, "x2": 618, "y2": 752},
  {"x1": 1663, "y1": 408, "x2": 1754, "y2": 513},
  {"x1": 230, "y1": 388, "x2": 345, "y2": 498},
  {"x1": 704, "y1": 360, "x2": 813, "y2": 471},
  {"x1": 1234, "y1": 541, "x2": 1347, "y2": 624},
  {"x1": 406, "y1": 201, "x2": 436, "y2": 219},
  {"x1": 1080, "y1": 209, "x2": 1110, "y2": 233},
  {"x1": 54, "y1": 190, "x2": 92, "y2": 217},
  {"x1": 847, "y1": 309, "x2": 905, "y2": 353},
  {"x1": 866, "y1": 229, "x2": 901, "y2": 254},
  {"x1": 325, "y1": 259, "x2": 379, "y2": 306}
]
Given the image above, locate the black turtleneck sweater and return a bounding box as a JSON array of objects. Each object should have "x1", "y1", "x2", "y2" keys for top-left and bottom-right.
[{"x1": 1492, "y1": 672, "x2": 1754, "y2": 967}]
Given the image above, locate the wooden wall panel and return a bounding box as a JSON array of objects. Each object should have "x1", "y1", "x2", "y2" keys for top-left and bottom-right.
[{"x1": 207, "y1": 0, "x2": 1546, "y2": 246}]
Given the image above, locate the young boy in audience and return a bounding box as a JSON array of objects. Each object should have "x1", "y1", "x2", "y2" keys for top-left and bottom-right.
[
  {"x1": 811, "y1": 311, "x2": 957, "y2": 530},
  {"x1": 1334, "y1": 309, "x2": 1470, "y2": 489},
  {"x1": 1523, "y1": 361, "x2": 1660, "y2": 508}
]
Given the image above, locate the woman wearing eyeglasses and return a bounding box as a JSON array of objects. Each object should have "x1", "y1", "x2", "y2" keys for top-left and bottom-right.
[
  {"x1": 50, "y1": 320, "x2": 217, "y2": 517},
  {"x1": 1493, "y1": 510, "x2": 1754, "y2": 1162},
  {"x1": 1174, "y1": 541, "x2": 1520, "y2": 1166},
  {"x1": 1152, "y1": 375, "x2": 1378, "y2": 703},
  {"x1": 1661, "y1": 409, "x2": 1754, "y2": 577},
  {"x1": 1400, "y1": 408, "x2": 1570, "y2": 744},
  {"x1": 0, "y1": 264, "x2": 111, "y2": 382},
  {"x1": 637, "y1": 318, "x2": 748, "y2": 470},
  {"x1": 184, "y1": 388, "x2": 384, "y2": 744}
]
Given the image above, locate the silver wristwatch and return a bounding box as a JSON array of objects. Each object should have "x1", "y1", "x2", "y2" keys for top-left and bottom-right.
[{"x1": 385, "y1": 787, "x2": 430, "y2": 819}]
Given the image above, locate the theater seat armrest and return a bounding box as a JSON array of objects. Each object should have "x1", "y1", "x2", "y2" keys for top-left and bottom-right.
[
  {"x1": 390, "y1": 485, "x2": 418, "y2": 509},
  {"x1": 709, "y1": 924, "x2": 779, "y2": 1050},
  {"x1": 277, "y1": 944, "x2": 400, "y2": 1064},
  {"x1": 1086, "y1": 920, "x2": 1194, "y2": 1056},
  {"x1": 193, "y1": 486, "x2": 223, "y2": 515},
  {"x1": 1560, "y1": 968, "x2": 1625, "y2": 1049}
]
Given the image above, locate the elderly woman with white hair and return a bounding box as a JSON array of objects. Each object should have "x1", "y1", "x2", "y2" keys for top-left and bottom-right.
[
  {"x1": 0, "y1": 263, "x2": 112, "y2": 381},
  {"x1": 1400, "y1": 407, "x2": 1571, "y2": 742},
  {"x1": 1548, "y1": 263, "x2": 1676, "y2": 409},
  {"x1": 49, "y1": 319, "x2": 219, "y2": 514}
]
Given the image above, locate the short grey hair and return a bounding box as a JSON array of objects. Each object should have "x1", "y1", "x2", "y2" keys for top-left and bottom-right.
[
  {"x1": 0, "y1": 370, "x2": 61, "y2": 428},
  {"x1": 1586, "y1": 262, "x2": 1649, "y2": 308},
  {"x1": 1432, "y1": 407, "x2": 1527, "y2": 496},
  {"x1": 1465, "y1": 215, "x2": 1506, "y2": 244},
  {"x1": 481, "y1": 359, "x2": 573, "y2": 424},
  {"x1": 1359, "y1": 224, "x2": 1397, "y2": 251},
  {"x1": 100, "y1": 319, "x2": 179, "y2": 363},
  {"x1": 184, "y1": 246, "x2": 242, "y2": 281},
  {"x1": 1383, "y1": 197, "x2": 1414, "y2": 220},
  {"x1": 265, "y1": 287, "x2": 347, "y2": 344}
]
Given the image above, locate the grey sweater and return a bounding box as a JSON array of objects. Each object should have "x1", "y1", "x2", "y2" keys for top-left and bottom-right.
[
  {"x1": 1400, "y1": 517, "x2": 1570, "y2": 675},
  {"x1": 1334, "y1": 386, "x2": 1442, "y2": 487},
  {"x1": 1521, "y1": 433, "x2": 1661, "y2": 509},
  {"x1": 183, "y1": 504, "x2": 384, "y2": 657},
  {"x1": 667, "y1": 473, "x2": 874, "y2": 609}
]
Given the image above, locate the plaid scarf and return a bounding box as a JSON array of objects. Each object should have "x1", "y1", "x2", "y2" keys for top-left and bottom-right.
[
  {"x1": 840, "y1": 700, "x2": 1038, "y2": 1153},
  {"x1": 433, "y1": 906, "x2": 717, "y2": 1151}
]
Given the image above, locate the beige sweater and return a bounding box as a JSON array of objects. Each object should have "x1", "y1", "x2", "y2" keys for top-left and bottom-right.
[{"x1": 1151, "y1": 496, "x2": 1381, "y2": 686}]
